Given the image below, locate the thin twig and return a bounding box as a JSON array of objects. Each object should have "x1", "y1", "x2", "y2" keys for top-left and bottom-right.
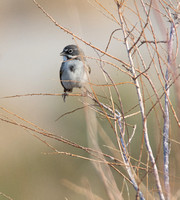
[
  {"x1": 137, "y1": 40, "x2": 167, "y2": 48},
  {"x1": 104, "y1": 28, "x2": 121, "y2": 53},
  {"x1": 163, "y1": 9, "x2": 176, "y2": 200},
  {"x1": 117, "y1": 1, "x2": 165, "y2": 199},
  {"x1": 0, "y1": 192, "x2": 14, "y2": 200},
  {"x1": 32, "y1": 0, "x2": 130, "y2": 68}
]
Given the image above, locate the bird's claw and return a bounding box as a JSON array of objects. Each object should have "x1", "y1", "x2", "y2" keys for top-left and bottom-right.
[{"x1": 62, "y1": 92, "x2": 68, "y2": 102}]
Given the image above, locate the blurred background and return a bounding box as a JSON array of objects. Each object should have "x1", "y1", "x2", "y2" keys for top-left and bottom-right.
[
  {"x1": 0, "y1": 0, "x2": 180, "y2": 199},
  {"x1": 0, "y1": 1, "x2": 123, "y2": 199}
]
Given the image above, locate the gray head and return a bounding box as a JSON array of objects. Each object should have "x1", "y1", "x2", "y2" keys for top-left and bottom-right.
[{"x1": 60, "y1": 45, "x2": 85, "y2": 60}]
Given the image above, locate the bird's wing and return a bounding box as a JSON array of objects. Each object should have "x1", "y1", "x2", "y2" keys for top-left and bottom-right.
[{"x1": 60, "y1": 62, "x2": 66, "y2": 88}]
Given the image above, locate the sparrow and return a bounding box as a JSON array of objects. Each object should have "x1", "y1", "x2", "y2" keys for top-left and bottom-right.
[{"x1": 60, "y1": 44, "x2": 90, "y2": 101}]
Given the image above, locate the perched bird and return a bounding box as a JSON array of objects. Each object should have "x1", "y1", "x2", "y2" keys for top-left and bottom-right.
[{"x1": 60, "y1": 44, "x2": 90, "y2": 101}]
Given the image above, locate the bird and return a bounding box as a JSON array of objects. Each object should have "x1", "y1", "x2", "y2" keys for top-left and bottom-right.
[{"x1": 59, "y1": 44, "x2": 91, "y2": 101}]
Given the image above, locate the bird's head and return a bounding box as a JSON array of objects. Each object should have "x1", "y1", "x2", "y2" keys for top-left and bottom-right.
[{"x1": 60, "y1": 45, "x2": 85, "y2": 61}]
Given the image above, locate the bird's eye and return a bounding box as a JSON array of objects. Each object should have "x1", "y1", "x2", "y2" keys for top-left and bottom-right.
[{"x1": 68, "y1": 49, "x2": 73, "y2": 53}]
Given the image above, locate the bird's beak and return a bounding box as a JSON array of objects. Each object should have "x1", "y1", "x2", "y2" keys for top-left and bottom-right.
[{"x1": 60, "y1": 51, "x2": 66, "y2": 56}]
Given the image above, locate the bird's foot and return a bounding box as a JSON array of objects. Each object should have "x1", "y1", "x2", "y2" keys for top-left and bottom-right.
[{"x1": 62, "y1": 92, "x2": 68, "y2": 102}]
